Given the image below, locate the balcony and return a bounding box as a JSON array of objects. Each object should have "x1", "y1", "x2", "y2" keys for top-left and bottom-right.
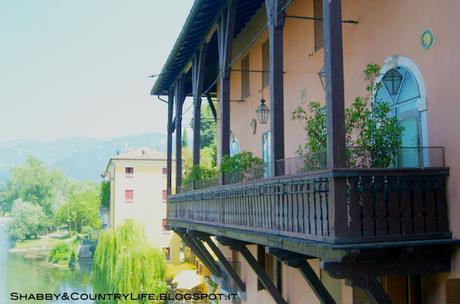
[{"x1": 167, "y1": 147, "x2": 451, "y2": 256}]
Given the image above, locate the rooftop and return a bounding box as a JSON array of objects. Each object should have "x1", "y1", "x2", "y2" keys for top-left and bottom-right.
[{"x1": 111, "y1": 148, "x2": 167, "y2": 160}]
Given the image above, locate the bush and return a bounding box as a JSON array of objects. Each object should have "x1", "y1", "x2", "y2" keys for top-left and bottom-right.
[
  {"x1": 220, "y1": 151, "x2": 264, "y2": 175},
  {"x1": 292, "y1": 64, "x2": 403, "y2": 168},
  {"x1": 182, "y1": 165, "x2": 218, "y2": 188},
  {"x1": 48, "y1": 242, "x2": 73, "y2": 264}
]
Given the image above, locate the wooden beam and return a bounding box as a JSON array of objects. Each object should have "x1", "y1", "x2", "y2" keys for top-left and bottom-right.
[
  {"x1": 174, "y1": 76, "x2": 186, "y2": 193},
  {"x1": 265, "y1": 0, "x2": 286, "y2": 176},
  {"x1": 192, "y1": 45, "x2": 207, "y2": 168},
  {"x1": 206, "y1": 93, "x2": 217, "y2": 122},
  {"x1": 291, "y1": 260, "x2": 336, "y2": 304},
  {"x1": 177, "y1": 230, "x2": 222, "y2": 277},
  {"x1": 166, "y1": 88, "x2": 174, "y2": 195},
  {"x1": 347, "y1": 275, "x2": 391, "y2": 304},
  {"x1": 233, "y1": 243, "x2": 287, "y2": 304},
  {"x1": 197, "y1": 234, "x2": 246, "y2": 292},
  {"x1": 217, "y1": 0, "x2": 236, "y2": 176},
  {"x1": 323, "y1": 0, "x2": 346, "y2": 168}
]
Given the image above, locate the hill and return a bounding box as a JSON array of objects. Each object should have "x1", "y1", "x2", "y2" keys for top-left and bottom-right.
[{"x1": 0, "y1": 133, "x2": 167, "y2": 182}]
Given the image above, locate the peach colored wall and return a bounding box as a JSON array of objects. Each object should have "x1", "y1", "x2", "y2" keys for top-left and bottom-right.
[{"x1": 213, "y1": 0, "x2": 460, "y2": 302}]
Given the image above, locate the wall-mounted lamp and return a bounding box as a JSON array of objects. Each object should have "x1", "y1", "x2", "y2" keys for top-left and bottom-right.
[
  {"x1": 256, "y1": 99, "x2": 270, "y2": 124},
  {"x1": 318, "y1": 66, "x2": 326, "y2": 90}
]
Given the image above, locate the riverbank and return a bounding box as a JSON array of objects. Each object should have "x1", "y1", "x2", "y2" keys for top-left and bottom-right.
[
  {"x1": 9, "y1": 232, "x2": 80, "y2": 269},
  {"x1": 0, "y1": 216, "x2": 10, "y2": 225}
]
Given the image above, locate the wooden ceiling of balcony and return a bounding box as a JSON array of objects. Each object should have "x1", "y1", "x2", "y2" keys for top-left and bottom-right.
[{"x1": 151, "y1": 0, "x2": 265, "y2": 97}]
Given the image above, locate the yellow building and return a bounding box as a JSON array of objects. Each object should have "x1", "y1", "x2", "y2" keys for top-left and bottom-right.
[{"x1": 103, "y1": 148, "x2": 180, "y2": 264}]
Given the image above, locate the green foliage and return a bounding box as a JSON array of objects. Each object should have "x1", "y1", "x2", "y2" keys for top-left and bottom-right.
[
  {"x1": 182, "y1": 151, "x2": 264, "y2": 186},
  {"x1": 292, "y1": 64, "x2": 403, "y2": 168},
  {"x1": 48, "y1": 241, "x2": 75, "y2": 264},
  {"x1": 182, "y1": 129, "x2": 189, "y2": 148},
  {"x1": 0, "y1": 156, "x2": 70, "y2": 215},
  {"x1": 200, "y1": 105, "x2": 217, "y2": 149},
  {"x1": 201, "y1": 143, "x2": 217, "y2": 169},
  {"x1": 54, "y1": 184, "x2": 101, "y2": 234},
  {"x1": 93, "y1": 220, "x2": 167, "y2": 304},
  {"x1": 346, "y1": 64, "x2": 403, "y2": 167},
  {"x1": 291, "y1": 101, "x2": 327, "y2": 170},
  {"x1": 7, "y1": 200, "x2": 47, "y2": 241},
  {"x1": 182, "y1": 165, "x2": 218, "y2": 188},
  {"x1": 100, "y1": 181, "x2": 110, "y2": 209},
  {"x1": 220, "y1": 151, "x2": 264, "y2": 176}
]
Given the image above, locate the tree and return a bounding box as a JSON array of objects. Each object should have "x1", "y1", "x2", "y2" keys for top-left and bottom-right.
[
  {"x1": 100, "y1": 181, "x2": 110, "y2": 209},
  {"x1": 0, "y1": 156, "x2": 69, "y2": 215},
  {"x1": 7, "y1": 199, "x2": 47, "y2": 241},
  {"x1": 54, "y1": 183, "x2": 101, "y2": 233},
  {"x1": 182, "y1": 129, "x2": 189, "y2": 148},
  {"x1": 93, "y1": 220, "x2": 167, "y2": 304},
  {"x1": 200, "y1": 105, "x2": 216, "y2": 148}
]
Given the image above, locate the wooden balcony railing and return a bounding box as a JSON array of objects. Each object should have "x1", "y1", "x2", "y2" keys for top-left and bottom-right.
[{"x1": 167, "y1": 166, "x2": 450, "y2": 244}]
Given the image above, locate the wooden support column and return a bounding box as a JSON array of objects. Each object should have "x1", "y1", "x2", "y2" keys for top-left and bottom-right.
[
  {"x1": 217, "y1": 0, "x2": 236, "y2": 179},
  {"x1": 323, "y1": 0, "x2": 346, "y2": 168},
  {"x1": 232, "y1": 243, "x2": 287, "y2": 304},
  {"x1": 192, "y1": 45, "x2": 207, "y2": 168},
  {"x1": 166, "y1": 88, "x2": 174, "y2": 195},
  {"x1": 174, "y1": 76, "x2": 186, "y2": 193},
  {"x1": 323, "y1": 0, "x2": 348, "y2": 241},
  {"x1": 196, "y1": 233, "x2": 246, "y2": 292},
  {"x1": 265, "y1": 0, "x2": 286, "y2": 176}
]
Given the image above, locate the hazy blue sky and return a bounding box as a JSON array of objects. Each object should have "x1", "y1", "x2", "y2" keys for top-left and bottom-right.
[{"x1": 0, "y1": 0, "x2": 193, "y2": 141}]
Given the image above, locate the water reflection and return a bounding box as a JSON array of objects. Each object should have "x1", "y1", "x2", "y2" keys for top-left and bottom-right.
[{"x1": 0, "y1": 223, "x2": 94, "y2": 304}]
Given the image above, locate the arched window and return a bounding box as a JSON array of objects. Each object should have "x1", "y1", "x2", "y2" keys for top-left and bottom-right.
[{"x1": 375, "y1": 57, "x2": 428, "y2": 167}]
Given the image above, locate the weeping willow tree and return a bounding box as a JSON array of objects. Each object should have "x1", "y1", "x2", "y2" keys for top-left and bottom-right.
[{"x1": 93, "y1": 220, "x2": 167, "y2": 303}]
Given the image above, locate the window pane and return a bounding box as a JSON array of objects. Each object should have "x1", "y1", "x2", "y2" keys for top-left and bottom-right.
[
  {"x1": 375, "y1": 85, "x2": 393, "y2": 105},
  {"x1": 125, "y1": 190, "x2": 133, "y2": 202},
  {"x1": 382, "y1": 69, "x2": 403, "y2": 97},
  {"x1": 125, "y1": 167, "x2": 134, "y2": 175},
  {"x1": 397, "y1": 70, "x2": 420, "y2": 103}
]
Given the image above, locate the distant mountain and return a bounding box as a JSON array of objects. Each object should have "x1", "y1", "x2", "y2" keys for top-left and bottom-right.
[{"x1": 0, "y1": 133, "x2": 167, "y2": 182}]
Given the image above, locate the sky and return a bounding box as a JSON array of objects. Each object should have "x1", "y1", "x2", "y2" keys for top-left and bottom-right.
[{"x1": 0, "y1": 0, "x2": 194, "y2": 142}]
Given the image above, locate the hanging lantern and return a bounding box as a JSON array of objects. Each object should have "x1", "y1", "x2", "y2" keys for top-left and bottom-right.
[
  {"x1": 318, "y1": 66, "x2": 326, "y2": 90},
  {"x1": 256, "y1": 98, "x2": 270, "y2": 124}
]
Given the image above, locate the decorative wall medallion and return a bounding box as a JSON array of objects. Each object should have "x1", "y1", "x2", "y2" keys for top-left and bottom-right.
[
  {"x1": 250, "y1": 119, "x2": 257, "y2": 134},
  {"x1": 421, "y1": 28, "x2": 434, "y2": 49}
]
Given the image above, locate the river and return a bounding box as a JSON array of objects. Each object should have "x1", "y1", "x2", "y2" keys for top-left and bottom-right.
[{"x1": 0, "y1": 221, "x2": 94, "y2": 303}]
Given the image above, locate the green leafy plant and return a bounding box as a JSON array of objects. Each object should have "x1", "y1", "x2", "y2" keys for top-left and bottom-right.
[
  {"x1": 182, "y1": 165, "x2": 218, "y2": 189},
  {"x1": 221, "y1": 151, "x2": 265, "y2": 183},
  {"x1": 292, "y1": 64, "x2": 403, "y2": 168},
  {"x1": 48, "y1": 241, "x2": 77, "y2": 264}
]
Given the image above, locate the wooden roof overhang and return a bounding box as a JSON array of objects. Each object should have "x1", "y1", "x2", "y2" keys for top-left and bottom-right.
[{"x1": 151, "y1": 0, "x2": 265, "y2": 97}]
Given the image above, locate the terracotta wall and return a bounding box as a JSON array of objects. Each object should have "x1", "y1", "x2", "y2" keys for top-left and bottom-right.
[{"x1": 213, "y1": 0, "x2": 460, "y2": 302}]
